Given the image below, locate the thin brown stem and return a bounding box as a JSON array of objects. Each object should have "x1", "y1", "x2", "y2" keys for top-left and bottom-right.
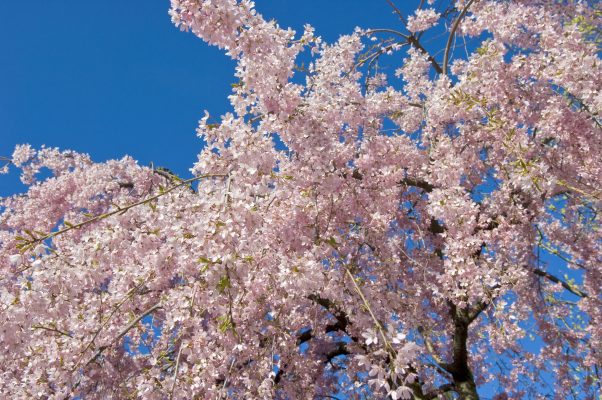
[
  {"x1": 364, "y1": 28, "x2": 409, "y2": 39},
  {"x1": 84, "y1": 302, "x2": 162, "y2": 368},
  {"x1": 386, "y1": 0, "x2": 408, "y2": 26},
  {"x1": 169, "y1": 345, "x2": 184, "y2": 400},
  {"x1": 31, "y1": 324, "x2": 73, "y2": 338}
]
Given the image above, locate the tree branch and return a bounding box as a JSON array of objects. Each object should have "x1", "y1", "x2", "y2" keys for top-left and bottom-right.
[
  {"x1": 84, "y1": 302, "x2": 162, "y2": 367},
  {"x1": 31, "y1": 324, "x2": 73, "y2": 338},
  {"x1": 417, "y1": 326, "x2": 454, "y2": 376},
  {"x1": 407, "y1": 35, "x2": 444, "y2": 74},
  {"x1": 169, "y1": 345, "x2": 184, "y2": 400},
  {"x1": 364, "y1": 28, "x2": 409, "y2": 39},
  {"x1": 18, "y1": 172, "x2": 227, "y2": 249},
  {"x1": 399, "y1": 178, "x2": 435, "y2": 192},
  {"x1": 386, "y1": 0, "x2": 408, "y2": 26},
  {"x1": 443, "y1": 0, "x2": 477, "y2": 76},
  {"x1": 532, "y1": 268, "x2": 588, "y2": 298}
]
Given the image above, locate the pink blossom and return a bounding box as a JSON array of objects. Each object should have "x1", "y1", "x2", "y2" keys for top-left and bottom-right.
[
  {"x1": 11, "y1": 144, "x2": 35, "y2": 167},
  {"x1": 0, "y1": 0, "x2": 600, "y2": 398},
  {"x1": 406, "y1": 8, "x2": 440, "y2": 33}
]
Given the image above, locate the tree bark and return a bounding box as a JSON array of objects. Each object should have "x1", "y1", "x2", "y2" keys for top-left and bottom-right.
[{"x1": 448, "y1": 303, "x2": 481, "y2": 400}]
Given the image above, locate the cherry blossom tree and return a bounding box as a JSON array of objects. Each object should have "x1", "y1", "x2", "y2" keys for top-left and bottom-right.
[{"x1": 1, "y1": 1, "x2": 600, "y2": 398}]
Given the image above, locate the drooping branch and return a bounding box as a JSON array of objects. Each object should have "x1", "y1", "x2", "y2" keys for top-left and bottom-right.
[
  {"x1": 532, "y1": 268, "x2": 588, "y2": 298},
  {"x1": 31, "y1": 324, "x2": 73, "y2": 338},
  {"x1": 417, "y1": 326, "x2": 454, "y2": 376},
  {"x1": 443, "y1": 0, "x2": 477, "y2": 76},
  {"x1": 15, "y1": 172, "x2": 228, "y2": 251},
  {"x1": 364, "y1": 28, "x2": 409, "y2": 39},
  {"x1": 83, "y1": 302, "x2": 163, "y2": 368}
]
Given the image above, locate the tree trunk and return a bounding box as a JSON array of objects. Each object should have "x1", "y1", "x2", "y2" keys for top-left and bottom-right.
[{"x1": 448, "y1": 302, "x2": 482, "y2": 400}]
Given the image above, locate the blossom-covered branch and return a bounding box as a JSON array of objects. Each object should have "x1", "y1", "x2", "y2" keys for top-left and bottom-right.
[{"x1": 1, "y1": 0, "x2": 600, "y2": 398}]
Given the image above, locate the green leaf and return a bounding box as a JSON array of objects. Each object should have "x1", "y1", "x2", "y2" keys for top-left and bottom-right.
[
  {"x1": 216, "y1": 275, "x2": 231, "y2": 294},
  {"x1": 217, "y1": 315, "x2": 232, "y2": 333},
  {"x1": 476, "y1": 46, "x2": 488, "y2": 56}
]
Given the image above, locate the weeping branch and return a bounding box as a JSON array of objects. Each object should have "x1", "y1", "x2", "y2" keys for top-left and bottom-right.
[
  {"x1": 84, "y1": 302, "x2": 162, "y2": 368},
  {"x1": 15, "y1": 172, "x2": 228, "y2": 251},
  {"x1": 532, "y1": 268, "x2": 588, "y2": 298},
  {"x1": 443, "y1": 0, "x2": 477, "y2": 76}
]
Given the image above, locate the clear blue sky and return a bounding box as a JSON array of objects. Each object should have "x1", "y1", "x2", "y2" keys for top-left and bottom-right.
[{"x1": 0, "y1": 0, "x2": 411, "y2": 196}]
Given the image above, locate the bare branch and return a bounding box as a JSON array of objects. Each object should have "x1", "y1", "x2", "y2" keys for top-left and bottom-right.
[
  {"x1": 364, "y1": 28, "x2": 409, "y2": 39},
  {"x1": 386, "y1": 0, "x2": 408, "y2": 26},
  {"x1": 443, "y1": 0, "x2": 477, "y2": 76}
]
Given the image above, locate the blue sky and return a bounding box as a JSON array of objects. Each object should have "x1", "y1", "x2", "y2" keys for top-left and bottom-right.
[{"x1": 0, "y1": 0, "x2": 410, "y2": 196}]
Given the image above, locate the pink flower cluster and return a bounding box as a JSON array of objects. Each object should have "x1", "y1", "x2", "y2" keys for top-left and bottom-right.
[{"x1": 406, "y1": 8, "x2": 440, "y2": 33}]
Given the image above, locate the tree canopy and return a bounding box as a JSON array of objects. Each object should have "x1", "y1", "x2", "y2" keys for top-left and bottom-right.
[{"x1": 1, "y1": 1, "x2": 600, "y2": 398}]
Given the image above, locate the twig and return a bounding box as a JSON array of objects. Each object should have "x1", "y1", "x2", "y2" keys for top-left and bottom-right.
[
  {"x1": 31, "y1": 324, "x2": 73, "y2": 338},
  {"x1": 386, "y1": 0, "x2": 408, "y2": 26},
  {"x1": 364, "y1": 28, "x2": 409, "y2": 39},
  {"x1": 73, "y1": 277, "x2": 152, "y2": 371},
  {"x1": 417, "y1": 326, "x2": 452, "y2": 375},
  {"x1": 220, "y1": 357, "x2": 237, "y2": 399},
  {"x1": 343, "y1": 267, "x2": 392, "y2": 353},
  {"x1": 169, "y1": 345, "x2": 184, "y2": 400},
  {"x1": 83, "y1": 302, "x2": 162, "y2": 368}
]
